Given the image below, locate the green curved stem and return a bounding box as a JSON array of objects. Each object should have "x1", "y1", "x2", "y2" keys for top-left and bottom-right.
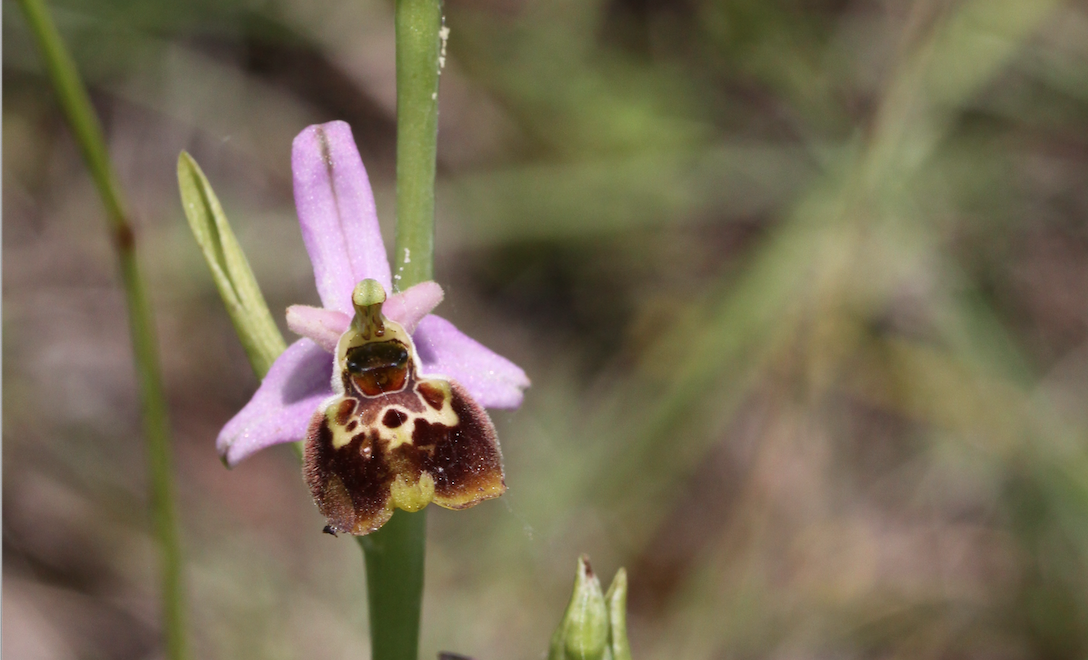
[
  {"x1": 16, "y1": 1, "x2": 189, "y2": 659},
  {"x1": 367, "y1": 1, "x2": 444, "y2": 659}
]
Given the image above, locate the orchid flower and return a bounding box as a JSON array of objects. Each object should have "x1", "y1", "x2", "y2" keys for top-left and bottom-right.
[{"x1": 217, "y1": 121, "x2": 529, "y2": 477}]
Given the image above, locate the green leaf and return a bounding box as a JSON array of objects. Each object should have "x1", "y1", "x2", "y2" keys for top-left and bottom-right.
[{"x1": 177, "y1": 151, "x2": 286, "y2": 378}]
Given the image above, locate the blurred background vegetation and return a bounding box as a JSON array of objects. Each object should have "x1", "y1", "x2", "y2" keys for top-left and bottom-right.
[{"x1": 5, "y1": 0, "x2": 1088, "y2": 658}]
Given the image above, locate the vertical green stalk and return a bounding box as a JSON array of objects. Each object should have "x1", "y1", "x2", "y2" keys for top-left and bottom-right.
[
  {"x1": 363, "y1": 1, "x2": 443, "y2": 659},
  {"x1": 392, "y1": 0, "x2": 442, "y2": 289},
  {"x1": 17, "y1": 2, "x2": 189, "y2": 660},
  {"x1": 357, "y1": 510, "x2": 428, "y2": 660}
]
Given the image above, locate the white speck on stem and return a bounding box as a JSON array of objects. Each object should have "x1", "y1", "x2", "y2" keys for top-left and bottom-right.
[
  {"x1": 403, "y1": 248, "x2": 411, "y2": 264},
  {"x1": 438, "y1": 25, "x2": 449, "y2": 71}
]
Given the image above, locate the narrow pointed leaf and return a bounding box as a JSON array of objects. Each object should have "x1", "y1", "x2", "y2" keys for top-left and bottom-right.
[{"x1": 178, "y1": 151, "x2": 286, "y2": 377}]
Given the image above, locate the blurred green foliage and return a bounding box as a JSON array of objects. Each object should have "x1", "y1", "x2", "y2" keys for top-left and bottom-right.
[{"x1": 5, "y1": 0, "x2": 1088, "y2": 659}]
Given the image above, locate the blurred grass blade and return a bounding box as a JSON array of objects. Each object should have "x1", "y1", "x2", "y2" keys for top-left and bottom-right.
[
  {"x1": 177, "y1": 152, "x2": 286, "y2": 378},
  {"x1": 16, "y1": 0, "x2": 189, "y2": 658}
]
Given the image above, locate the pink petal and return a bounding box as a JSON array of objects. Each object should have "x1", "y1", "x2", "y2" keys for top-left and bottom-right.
[
  {"x1": 292, "y1": 121, "x2": 392, "y2": 314},
  {"x1": 286, "y1": 305, "x2": 350, "y2": 353},
  {"x1": 413, "y1": 315, "x2": 530, "y2": 409},
  {"x1": 385, "y1": 281, "x2": 444, "y2": 334},
  {"x1": 286, "y1": 282, "x2": 442, "y2": 353},
  {"x1": 218, "y1": 338, "x2": 335, "y2": 467}
]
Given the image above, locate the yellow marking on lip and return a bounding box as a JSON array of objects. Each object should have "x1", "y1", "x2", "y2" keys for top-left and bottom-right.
[
  {"x1": 327, "y1": 406, "x2": 360, "y2": 449},
  {"x1": 377, "y1": 405, "x2": 415, "y2": 449},
  {"x1": 327, "y1": 387, "x2": 459, "y2": 452},
  {"x1": 411, "y1": 380, "x2": 458, "y2": 426},
  {"x1": 372, "y1": 381, "x2": 458, "y2": 450}
]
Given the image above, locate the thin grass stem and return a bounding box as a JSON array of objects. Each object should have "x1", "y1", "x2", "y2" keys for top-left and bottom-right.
[{"x1": 16, "y1": 2, "x2": 189, "y2": 659}]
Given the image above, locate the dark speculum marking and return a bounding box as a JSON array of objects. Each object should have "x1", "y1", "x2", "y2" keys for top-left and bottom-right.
[
  {"x1": 346, "y1": 341, "x2": 409, "y2": 396},
  {"x1": 416, "y1": 382, "x2": 446, "y2": 410},
  {"x1": 335, "y1": 399, "x2": 357, "y2": 426},
  {"x1": 382, "y1": 408, "x2": 408, "y2": 428},
  {"x1": 345, "y1": 420, "x2": 358, "y2": 432}
]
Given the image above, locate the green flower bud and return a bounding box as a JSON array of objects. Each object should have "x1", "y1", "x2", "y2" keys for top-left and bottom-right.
[
  {"x1": 604, "y1": 568, "x2": 631, "y2": 660},
  {"x1": 549, "y1": 556, "x2": 633, "y2": 660}
]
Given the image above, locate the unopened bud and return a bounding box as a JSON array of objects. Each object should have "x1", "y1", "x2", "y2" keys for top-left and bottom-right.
[
  {"x1": 549, "y1": 556, "x2": 609, "y2": 660},
  {"x1": 604, "y1": 568, "x2": 631, "y2": 660}
]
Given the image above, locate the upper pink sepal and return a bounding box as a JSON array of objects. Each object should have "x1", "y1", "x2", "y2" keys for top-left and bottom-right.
[{"x1": 292, "y1": 121, "x2": 392, "y2": 314}]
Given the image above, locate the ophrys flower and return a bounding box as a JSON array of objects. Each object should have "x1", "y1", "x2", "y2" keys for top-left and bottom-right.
[{"x1": 218, "y1": 121, "x2": 529, "y2": 534}]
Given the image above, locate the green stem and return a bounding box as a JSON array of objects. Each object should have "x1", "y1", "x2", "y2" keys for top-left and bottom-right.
[
  {"x1": 392, "y1": 0, "x2": 443, "y2": 290},
  {"x1": 366, "y1": 1, "x2": 444, "y2": 659},
  {"x1": 17, "y1": 2, "x2": 188, "y2": 659},
  {"x1": 357, "y1": 511, "x2": 428, "y2": 660}
]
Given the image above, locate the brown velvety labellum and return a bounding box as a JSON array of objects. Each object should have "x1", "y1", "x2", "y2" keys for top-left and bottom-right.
[
  {"x1": 424, "y1": 382, "x2": 505, "y2": 509},
  {"x1": 305, "y1": 373, "x2": 505, "y2": 535}
]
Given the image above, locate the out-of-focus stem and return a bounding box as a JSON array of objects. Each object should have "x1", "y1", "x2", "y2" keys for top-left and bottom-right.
[
  {"x1": 365, "y1": 1, "x2": 444, "y2": 659},
  {"x1": 16, "y1": 2, "x2": 189, "y2": 659}
]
